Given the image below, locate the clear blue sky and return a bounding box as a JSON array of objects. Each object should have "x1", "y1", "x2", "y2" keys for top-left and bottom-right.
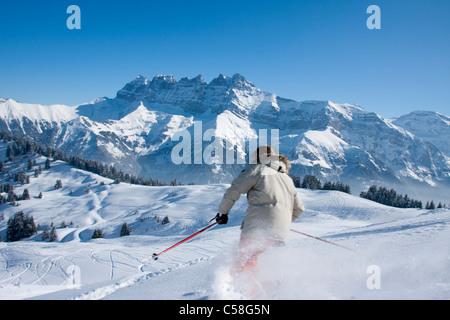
[{"x1": 1, "y1": 0, "x2": 449, "y2": 118}]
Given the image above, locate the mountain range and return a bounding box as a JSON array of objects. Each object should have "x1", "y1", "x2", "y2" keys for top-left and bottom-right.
[{"x1": 1, "y1": 73, "x2": 449, "y2": 202}]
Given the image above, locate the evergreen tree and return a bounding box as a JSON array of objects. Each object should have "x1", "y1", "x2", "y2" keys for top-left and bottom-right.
[
  {"x1": 22, "y1": 189, "x2": 30, "y2": 200},
  {"x1": 0, "y1": 131, "x2": 168, "y2": 187},
  {"x1": 161, "y1": 216, "x2": 170, "y2": 225},
  {"x1": 6, "y1": 190, "x2": 16, "y2": 203},
  {"x1": 289, "y1": 174, "x2": 301, "y2": 188},
  {"x1": 3, "y1": 183, "x2": 13, "y2": 193},
  {"x1": 6, "y1": 211, "x2": 37, "y2": 242},
  {"x1": 301, "y1": 174, "x2": 322, "y2": 189},
  {"x1": 42, "y1": 227, "x2": 50, "y2": 241},
  {"x1": 49, "y1": 223, "x2": 58, "y2": 242},
  {"x1": 27, "y1": 159, "x2": 33, "y2": 170},
  {"x1": 14, "y1": 170, "x2": 27, "y2": 185},
  {"x1": 92, "y1": 229, "x2": 103, "y2": 239},
  {"x1": 6, "y1": 145, "x2": 13, "y2": 161},
  {"x1": 321, "y1": 181, "x2": 351, "y2": 194},
  {"x1": 360, "y1": 185, "x2": 423, "y2": 209},
  {"x1": 45, "y1": 158, "x2": 51, "y2": 170},
  {"x1": 322, "y1": 181, "x2": 333, "y2": 190},
  {"x1": 55, "y1": 179, "x2": 63, "y2": 189},
  {"x1": 120, "y1": 223, "x2": 132, "y2": 236}
]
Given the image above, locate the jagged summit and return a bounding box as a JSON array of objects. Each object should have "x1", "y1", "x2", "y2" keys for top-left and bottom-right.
[
  {"x1": 393, "y1": 110, "x2": 450, "y2": 155},
  {"x1": 179, "y1": 74, "x2": 205, "y2": 84},
  {"x1": 1, "y1": 73, "x2": 449, "y2": 201},
  {"x1": 209, "y1": 74, "x2": 229, "y2": 87},
  {"x1": 117, "y1": 73, "x2": 254, "y2": 97},
  {"x1": 112, "y1": 73, "x2": 259, "y2": 115}
]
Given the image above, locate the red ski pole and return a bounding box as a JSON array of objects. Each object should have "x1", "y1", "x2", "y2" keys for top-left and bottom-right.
[
  {"x1": 152, "y1": 221, "x2": 218, "y2": 260},
  {"x1": 290, "y1": 229, "x2": 355, "y2": 251}
]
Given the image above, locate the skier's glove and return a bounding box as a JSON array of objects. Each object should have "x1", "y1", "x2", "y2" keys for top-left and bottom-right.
[{"x1": 215, "y1": 213, "x2": 228, "y2": 225}]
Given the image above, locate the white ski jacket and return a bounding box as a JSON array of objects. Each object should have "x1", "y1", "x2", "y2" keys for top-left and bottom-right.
[{"x1": 218, "y1": 156, "x2": 305, "y2": 243}]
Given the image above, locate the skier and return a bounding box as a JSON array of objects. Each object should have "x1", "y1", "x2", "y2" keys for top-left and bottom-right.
[{"x1": 215, "y1": 145, "x2": 305, "y2": 297}]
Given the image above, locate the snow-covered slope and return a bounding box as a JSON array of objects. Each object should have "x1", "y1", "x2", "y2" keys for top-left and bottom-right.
[
  {"x1": 1, "y1": 74, "x2": 449, "y2": 202},
  {"x1": 0, "y1": 98, "x2": 77, "y2": 125},
  {"x1": 0, "y1": 98, "x2": 77, "y2": 138},
  {"x1": 0, "y1": 147, "x2": 449, "y2": 300}
]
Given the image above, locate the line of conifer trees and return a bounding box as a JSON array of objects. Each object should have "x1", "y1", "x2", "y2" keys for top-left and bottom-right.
[
  {"x1": 290, "y1": 174, "x2": 351, "y2": 194},
  {"x1": 359, "y1": 185, "x2": 445, "y2": 209},
  {"x1": 0, "y1": 131, "x2": 167, "y2": 186}
]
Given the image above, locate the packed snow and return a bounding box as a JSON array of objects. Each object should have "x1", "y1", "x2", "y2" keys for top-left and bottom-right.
[{"x1": 0, "y1": 152, "x2": 449, "y2": 300}]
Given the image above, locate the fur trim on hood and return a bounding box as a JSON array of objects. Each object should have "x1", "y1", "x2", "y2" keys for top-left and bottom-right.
[
  {"x1": 267, "y1": 155, "x2": 287, "y2": 173},
  {"x1": 250, "y1": 145, "x2": 277, "y2": 164},
  {"x1": 266, "y1": 154, "x2": 291, "y2": 174}
]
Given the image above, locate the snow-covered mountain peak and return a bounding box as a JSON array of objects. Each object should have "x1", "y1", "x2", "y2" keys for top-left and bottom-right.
[
  {"x1": 396, "y1": 110, "x2": 450, "y2": 125},
  {"x1": 392, "y1": 110, "x2": 450, "y2": 156},
  {"x1": 209, "y1": 74, "x2": 229, "y2": 87},
  {"x1": 0, "y1": 98, "x2": 77, "y2": 124},
  {"x1": 112, "y1": 73, "x2": 261, "y2": 116},
  {"x1": 1, "y1": 73, "x2": 449, "y2": 202},
  {"x1": 117, "y1": 73, "x2": 255, "y2": 96},
  {"x1": 192, "y1": 74, "x2": 206, "y2": 84},
  {"x1": 116, "y1": 76, "x2": 149, "y2": 101},
  {"x1": 178, "y1": 75, "x2": 206, "y2": 86},
  {"x1": 151, "y1": 74, "x2": 177, "y2": 85},
  {"x1": 326, "y1": 101, "x2": 365, "y2": 120},
  {"x1": 230, "y1": 73, "x2": 252, "y2": 85}
]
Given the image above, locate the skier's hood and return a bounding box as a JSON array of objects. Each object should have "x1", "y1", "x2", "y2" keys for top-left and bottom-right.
[
  {"x1": 250, "y1": 145, "x2": 278, "y2": 164},
  {"x1": 266, "y1": 155, "x2": 288, "y2": 173}
]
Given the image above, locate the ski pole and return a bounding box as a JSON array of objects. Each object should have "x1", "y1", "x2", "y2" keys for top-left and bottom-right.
[
  {"x1": 290, "y1": 229, "x2": 355, "y2": 251},
  {"x1": 152, "y1": 221, "x2": 218, "y2": 260}
]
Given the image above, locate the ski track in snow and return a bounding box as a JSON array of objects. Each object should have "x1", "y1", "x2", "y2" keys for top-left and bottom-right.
[
  {"x1": 71, "y1": 257, "x2": 211, "y2": 300},
  {"x1": 1, "y1": 209, "x2": 449, "y2": 300},
  {"x1": 0, "y1": 156, "x2": 449, "y2": 300}
]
